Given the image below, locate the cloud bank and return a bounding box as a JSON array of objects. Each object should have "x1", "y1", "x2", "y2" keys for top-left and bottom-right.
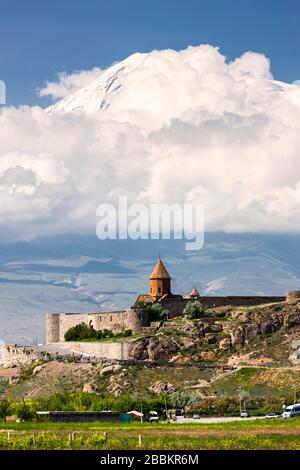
[
  {"x1": 38, "y1": 67, "x2": 103, "y2": 100},
  {"x1": 1, "y1": 44, "x2": 300, "y2": 241}
]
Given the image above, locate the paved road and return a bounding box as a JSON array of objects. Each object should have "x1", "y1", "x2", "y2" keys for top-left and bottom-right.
[{"x1": 175, "y1": 416, "x2": 267, "y2": 424}]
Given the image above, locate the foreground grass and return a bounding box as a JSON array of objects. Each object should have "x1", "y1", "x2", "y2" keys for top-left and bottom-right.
[{"x1": 0, "y1": 419, "x2": 300, "y2": 450}]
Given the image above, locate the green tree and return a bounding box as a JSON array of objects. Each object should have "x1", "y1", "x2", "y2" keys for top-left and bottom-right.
[
  {"x1": 17, "y1": 400, "x2": 35, "y2": 422},
  {"x1": 183, "y1": 301, "x2": 208, "y2": 319},
  {"x1": 169, "y1": 391, "x2": 197, "y2": 408},
  {"x1": 147, "y1": 303, "x2": 169, "y2": 321},
  {"x1": 0, "y1": 399, "x2": 11, "y2": 422}
]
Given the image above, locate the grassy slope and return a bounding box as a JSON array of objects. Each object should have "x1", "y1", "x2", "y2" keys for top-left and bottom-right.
[
  {"x1": 2, "y1": 301, "x2": 300, "y2": 400},
  {"x1": 211, "y1": 367, "x2": 300, "y2": 398},
  {"x1": 2, "y1": 362, "x2": 215, "y2": 400},
  {"x1": 3, "y1": 361, "x2": 300, "y2": 401}
]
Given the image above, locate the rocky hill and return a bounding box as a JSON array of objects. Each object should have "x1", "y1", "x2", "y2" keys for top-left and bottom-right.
[
  {"x1": 128, "y1": 300, "x2": 300, "y2": 366},
  {"x1": 1, "y1": 300, "x2": 300, "y2": 401}
]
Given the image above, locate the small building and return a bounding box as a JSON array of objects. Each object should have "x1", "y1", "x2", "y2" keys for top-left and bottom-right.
[
  {"x1": 36, "y1": 410, "x2": 132, "y2": 423},
  {"x1": 128, "y1": 410, "x2": 144, "y2": 422}
]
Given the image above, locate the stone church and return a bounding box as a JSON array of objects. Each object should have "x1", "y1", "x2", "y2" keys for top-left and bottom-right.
[{"x1": 46, "y1": 257, "x2": 285, "y2": 344}]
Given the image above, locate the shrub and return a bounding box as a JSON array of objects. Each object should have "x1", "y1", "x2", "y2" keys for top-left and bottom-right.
[
  {"x1": 133, "y1": 300, "x2": 148, "y2": 309},
  {"x1": 64, "y1": 324, "x2": 132, "y2": 341},
  {"x1": 0, "y1": 399, "x2": 12, "y2": 422},
  {"x1": 64, "y1": 323, "x2": 97, "y2": 341},
  {"x1": 120, "y1": 329, "x2": 132, "y2": 337},
  {"x1": 16, "y1": 401, "x2": 35, "y2": 421},
  {"x1": 147, "y1": 303, "x2": 169, "y2": 321},
  {"x1": 169, "y1": 391, "x2": 198, "y2": 408},
  {"x1": 183, "y1": 301, "x2": 208, "y2": 319},
  {"x1": 34, "y1": 392, "x2": 166, "y2": 418}
]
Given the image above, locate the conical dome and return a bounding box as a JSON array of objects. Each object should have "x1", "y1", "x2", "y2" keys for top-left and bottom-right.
[
  {"x1": 149, "y1": 257, "x2": 171, "y2": 279},
  {"x1": 190, "y1": 287, "x2": 200, "y2": 297}
]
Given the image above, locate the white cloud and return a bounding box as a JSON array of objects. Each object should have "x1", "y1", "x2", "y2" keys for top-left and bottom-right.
[
  {"x1": 38, "y1": 67, "x2": 103, "y2": 100},
  {"x1": 1, "y1": 44, "x2": 300, "y2": 241}
]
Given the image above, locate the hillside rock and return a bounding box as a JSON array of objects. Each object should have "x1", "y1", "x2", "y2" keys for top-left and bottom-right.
[
  {"x1": 169, "y1": 354, "x2": 191, "y2": 363},
  {"x1": 199, "y1": 351, "x2": 218, "y2": 361},
  {"x1": 230, "y1": 327, "x2": 245, "y2": 347},
  {"x1": 129, "y1": 336, "x2": 178, "y2": 361},
  {"x1": 82, "y1": 383, "x2": 95, "y2": 393},
  {"x1": 129, "y1": 302, "x2": 300, "y2": 363},
  {"x1": 149, "y1": 381, "x2": 177, "y2": 396},
  {"x1": 219, "y1": 337, "x2": 231, "y2": 350},
  {"x1": 100, "y1": 364, "x2": 122, "y2": 376},
  {"x1": 128, "y1": 338, "x2": 149, "y2": 361},
  {"x1": 107, "y1": 376, "x2": 133, "y2": 397}
]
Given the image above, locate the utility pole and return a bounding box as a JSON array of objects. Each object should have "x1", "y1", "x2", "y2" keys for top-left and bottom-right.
[
  {"x1": 237, "y1": 387, "x2": 242, "y2": 414},
  {"x1": 164, "y1": 395, "x2": 169, "y2": 422},
  {"x1": 293, "y1": 385, "x2": 297, "y2": 405}
]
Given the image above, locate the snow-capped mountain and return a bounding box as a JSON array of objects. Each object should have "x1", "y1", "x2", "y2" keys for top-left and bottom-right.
[
  {"x1": 47, "y1": 45, "x2": 295, "y2": 130},
  {"x1": 47, "y1": 52, "x2": 143, "y2": 115}
]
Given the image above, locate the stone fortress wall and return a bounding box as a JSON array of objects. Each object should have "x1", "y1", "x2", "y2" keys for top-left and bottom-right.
[
  {"x1": 0, "y1": 342, "x2": 133, "y2": 366},
  {"x1": 53, "y1": 340, "x2": 132, "y2": 360},
  {"x1": 46, "y1": 308, "x2": 149, "y2": 344},
  {"x1": 160, "y1": 295, "x2": 286, "y2": 316},
  {"x1": 45, "y1": 257, "x2": 291, "y2": 346},
  {"x1": 46, "y1": 295, "x2": 287, "y2": 344}
]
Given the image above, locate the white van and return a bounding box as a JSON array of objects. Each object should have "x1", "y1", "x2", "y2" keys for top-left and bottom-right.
[
  {"x1": 282, "y1": 403, "x2": 300, "y2": 418},
  {"x1": 149, "y1": 411, "x2": 159, "y2": 423}
]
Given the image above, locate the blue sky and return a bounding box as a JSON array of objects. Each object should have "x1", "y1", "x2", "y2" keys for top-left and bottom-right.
[{"x1": 1, "y1": 0, "x2": 300, "y2": 106}]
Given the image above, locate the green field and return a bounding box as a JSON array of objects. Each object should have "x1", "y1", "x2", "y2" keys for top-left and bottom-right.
[{"x1": 0, "y1": 419, "x2": 300, "y2": 450}]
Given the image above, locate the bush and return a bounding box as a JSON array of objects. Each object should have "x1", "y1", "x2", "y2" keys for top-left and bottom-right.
[
  {"x1": 133, "y1": 300, "x2": 148, "y2": 309},
  {"x1": 0, "y1": 399, "x2": 12, "y2": 422},
  {"x1": 16, "y1": 401, "x2": 35, "y2": 421},
  {"x1": 169, "y1": 391, "x2": 198, "y2": 408},
  {"x1": 188, "y1": 397, "x2": 241, "y2": 416},
  {"x1": 120, "y1": 329, "x2": 133, "y2": 337},
  {"x1": 147, "y1": 303, "x2": 169, "y2": 321},
  {"x1": 183, "y1": 301, "x2": 208, "y2": 319},
  {"x1": 64, "y1": 324, "x2": 132, "y2": 341},
  {"x1": 64, "y1": 323, "x2": 96, "y2": 341},
  {"x1": 34, "y1": 392, "x2": 166, "y2": 418}
]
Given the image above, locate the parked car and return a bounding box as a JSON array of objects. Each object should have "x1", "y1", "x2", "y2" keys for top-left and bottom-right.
[
  {"x1": 240, "y1": 410, "x2": 249, "y2": 418},
  {"x1": 149, "y1": 411, "x2": 159, "y2": 423},
  {"x1": 192, "y1": 414, "x2": 200, "y2": 419},
  {"x1": 265, "y1": 413, "x2": 279, "y2": 418},
  {"x1": 282, "y1": 403, "x2": 300, "y2": 418}
]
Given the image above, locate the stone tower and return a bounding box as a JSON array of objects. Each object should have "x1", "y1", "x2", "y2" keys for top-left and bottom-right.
[{"x1": 149, "y1": 257, "x2": 171, "y2": 299}]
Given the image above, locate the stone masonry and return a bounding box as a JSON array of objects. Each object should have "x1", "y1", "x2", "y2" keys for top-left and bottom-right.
[
  {"x1": 45, "y1": 257, "x2": 290, "y2": 346},
  {"x1": 46, "y1": 308, "x2": 148, "y2": 344}
]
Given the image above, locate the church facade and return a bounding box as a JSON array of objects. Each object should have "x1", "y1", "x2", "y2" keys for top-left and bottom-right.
[{"x1": 46, "y1": 257, "x2": 286, "y2": 344}]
